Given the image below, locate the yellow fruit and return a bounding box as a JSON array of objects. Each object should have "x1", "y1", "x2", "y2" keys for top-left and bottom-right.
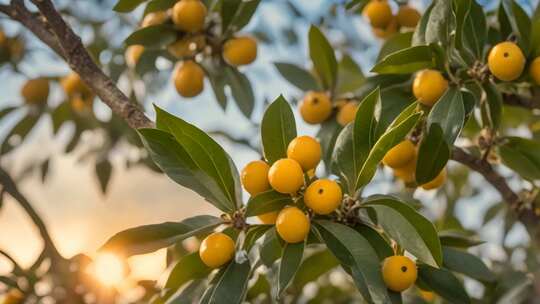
[
  {"x1": 268, "y1": 158, "x2": 304, "y2": 194},
  {"x1": 3, "y1": 289, "x2": 24, "y2": 304},
  {"x1": 529, "y1": 57, "x2": 540, "y2": 85},
  {"x1": 0, "y1": 30, "x2": 6, "y2": 46},
  {"x1": 258, "y1": 211, "x2": 279, "y2": 224},
  {"x1": 413, "y1": 69, "x2": 448, "y2": 107},
  {"x1": 276, "y1": 206, "x2": 310, "y2": 243},
  {"x1": 199, "y1": 232, "x2": 235, "y2": 268},
  {"x1": 167, "y1": 35, "x2": 206, "y2": 59},
  {"x1": 70, "y1": 95, "x2": 94, "y2": 113},
  {"x1": 419, "y1": 289, "x2": 435, "y2": 302},
  {"x1": 372, "y1": 16, "x2": 398, "y2": 39},
  {"x1": 336, "y1": 101, "x2": 359, "y2": 126},
  {"x1": 174, "y1": 60, "x2": 205, "y2": 97},
  {"x1": 21, "y1": 78, "x2": 49, "y2": 105},
  {"x1": 396, "y1": 5, "x2": 421, "y2": 28},
  {"x1": 223, "y1": 36, "x2": 258, "y2": 66},
  {"x1": 363, "y1": 0, "x2": 393, "y2": 29},
  {"x1": 304, "y1": 179, "x2": 343, "y2": 215},
  {"x1": 488, "y1": 41, "x2": 525, "y2": 81},
  {"x1": 393, "y1": 156, "x2": 417, "y2": 184},
  {"x1": 287, "y1": 136, "x2": 322, "y2": 171},
  {"x1": 382, "y1": 255, "x2": 417, "y2": 292},
  {"x1": 141, "y1": 11, "x2": 169, "y2": 27},
  {"x1": 421, "y1": 168, "x2": 446, "y2": 190},
  {"x1": 299, "y1": 91, "x2": 332, "y2": 124},
  {"x1": 172, "y1": 0, "x2": 207, "y2": 33},
  {"x1": 61, "y1": 72, "x2": 91, "y2": 98},
  {"x1": 125, "y1": 45, "x2": 145, "y2": 68},
  {"x1": 241, "y1": 160, "x2": 271, "y2": 196},
  {"x1": 382, "y1": 140, "x2": 416, "y2": 169}
]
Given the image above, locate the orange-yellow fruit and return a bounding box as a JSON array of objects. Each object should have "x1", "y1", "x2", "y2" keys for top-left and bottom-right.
[
  {"x1": 529, "y1": 57, "x2": 540, "y2": 85},
  {"x1": 167, "y1": 35, "x2": 206, "y2": 59},
  {"x1": 488, "y1": 41, "x2": 525, "y2": 82},
  {"x1": 0, "y1": 30, "x2": 6, "y2": 46},
  {"x1": 223, "y1": 36, "x2": 258, "y2": 66},
  {"x1": 3, "y1": 289, "x2": 24, "y2": 304},
  {"x1": 174, "y1": 60, "x2": 205, "y2": 97},
  {"x1": 419, "y1": 289, "x2": 436, "y2": 302},
  {"x1": 373, "y1": 16, "x2": 398, "y2": 39},
  {"x1": 382, "y1": 140, "x2": 416, "y2": 169},
  {"x1": 241, "y1": 160, "x2": 271, "y2": 196},
  {"x1": 336, "y1": 101, "x2": 359, "y2": 126},
  {"x1": 363, "y1": 0, "x2": 393, "y2": 29},
  {"x1": 413, "y1": 69, "x2": 448, "y2": 107},
  {"x1": 21, "y1": 78, "x2": 49, "y2": 105},
  {"x1": 70, "y1": 95, "x2": 94, "y2": 113},
  {"x1": 299, "y1": 91, "x2": 332, "y2": 124},
  {"x1": 258, "y1": 211, "x2": 279, "y2": 224},
  {"x1": 304, "y1": 179, "x2": 343, "y2": 215},
  {"x1": 125, "y1": 45, "x2": 145, "y2": 68},
  {"x1": 287, "y1": 136, "x2": 322, "y2": 171},
  {"x1": 141, "y1": 11, "x2": 169, "y2": 27},
  {"x1": 276, "y1": 206, "x2": 310, "y2": 243},
  {"x1": 61, "y1": 72, "x2": 91, "y2": 98},
  {"x1": 199, "y1": 232, "x2": 235, "y2": 268},
  {"x1": 396, "y1": 5, "x2": 421, "y2": 28},
  {"x1": 421, "y1": 168, "x2": 446, "y2": 190},
  {"x1": 268, "y1": 158, "x2": 304, "y2": 194},
  {"x1": 393, "y1": 156, "x2": 417, "y2": 184},
  {"x1": 382, "y1": 255, "x2": 417, "y2": 292},
  {"x1": 172, "y1": 0, "x2": 207, "y2": 33}
]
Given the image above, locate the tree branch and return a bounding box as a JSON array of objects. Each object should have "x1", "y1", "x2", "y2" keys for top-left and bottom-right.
[{"x1": 502, "y1": 88, "x2": 540, "y2": 110}]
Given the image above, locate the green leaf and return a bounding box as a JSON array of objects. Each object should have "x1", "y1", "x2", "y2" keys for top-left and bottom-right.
[
  {"x1": 314, "y1": 220, "x2": 393, "y2": 303},
  {"x1": 277, "y1": 241, "x2": 305, "y2": 297},
  {"x1": 499, "y1": 137, "x2": 540, "y2": 181},
  {"x1": 364, "y1": 196, "x2": 443, "y2": 267},
  {"x1": 245, "y1": 190, "x2": 293, "y2": 217},
  {"x1": 442, "y1": 246, "x2": 494, "y2": 282},
  {"x1": 209, "y1": 259, "x2": 251, "y2": 304},
  {"x1": 355, "y1": 112, "x2": 421, "y2": 189},
  {"x1": 371, "y1": 45, "x2": 436, "y2": 74},
  {"x1": 317, "y1": 119, "x2": 342, "y2": 170},
  {"x1": 224, "y1": 67, "x2": 254, "y2": 119},
  {"x1": 221, "y1": 0, "x2": 242, "y2": 34},
  {"x1": 243, "y1": 224, "x2": 272, "y2": 251},
  {"x1": 454, "y1": 0, "x2": 487, "y2": 62},
  {"x1": 164, "y1": 252, "x2": 212, "y2": 291},
  {"x1": 292, "y1": 250, "x2": 339, "y2": 291},
  {"x1": 228, "y1": 0, "x2": 261, "y2": 31},
  {"x1": 2, "y1": 113, "x2": 40, "y2": 154},
  {"x1": 427, "y1": 87, "x2": 465, "y2": 145},
  {"x1": 336, "y1": 54, "x2": 365, "y2": 95},
  {"x1": 417, "y1": 264, "x2": 471, "y2": 304},
  {"x1": 375, "y1": 90, "x2": 416, "y2": 138},
  {"x1": 415, "y1": 124, "x2": 450, "y2": 185},
  {"x1": 531, "y1": 19, "x2": 540, "y2": 56},
  {"x1": 155, "y1": 106, "x2": 242, "y2": 210},
  {"x1": 101, "y1": 215, "x2": 222, "y2": 256},
  {"x1": 274, "y1": 62, "x2": 320, "y2": 91},
  {"x1": 260, "y1": 95, "x2": 297, "y2": 164},
  {"x1": 355, "y1": 224, "x2": 393, "y2": 260},
  {"x1": 114, "y1": 0, "x2": 148, "y2": 12},
  {"x1": 500, "y1": 0, "x2": 531, "y2": 52},
  {"x1": 51, "y1": 102, "x2": 71, "y2": 134},
  {"x1": 308, "y1": 25, "x2": 338, "y2": 90},
  {"x1": 412, "y1": 1, "x2": 435, "y2": 46},
  {"x1": 144, "y1": 0, "x2": 177, "y2": 15},
  {"x1": 260, "y1": 228, "x2": 283, "y2": 266},
  {"x1": 95, "y1": 159, "x2": 112, "y2": 194},
  {"x1": 425, "y1": 0, "x2": 451, "y2": 46},
  {"x1": 377, "y1": 32, "x2": 413, "y2": 62},
  {"x1": 124, "y1": 25, "x2": 177, "y2": 49},
  {"x1": 439, "y1": 231, "x2": 484, "y2": 248},
  {"x1": 482, "y1": 81, "x2": 502, "y2": 130}
]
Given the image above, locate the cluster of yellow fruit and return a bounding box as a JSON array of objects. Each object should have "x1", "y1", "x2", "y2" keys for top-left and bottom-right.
[
  {"x1": 299, "y1": 91, "x2": 360, "y2": 126},
  {"x1": 362, "y1": 0, "x2": 420, "y2": 39},
  {"x1": 125, "y1": 0, "x2": 258, "y2": 98},
  {"x1": 487, "y1": 41, "x2": 540, "y2": 84},
  {"x1": 61, "y1": 72, "x2": 94, "y2": 112},
  {"x1": 383, "y1": 139, "x2": 447, "y2": 189}
]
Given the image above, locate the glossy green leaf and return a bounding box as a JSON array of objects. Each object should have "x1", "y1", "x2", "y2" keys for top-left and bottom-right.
[
  {"x1": 164, "y1": 252, "x2": 212, "y2": 291},
  {"x1": 274, "y1": 62, "x2": 320, "y2": 91},
  {"x1": 243, "y1": 224, "x2": 273, "y2": 251},
  {"x1": 245, "y1": 190, "x2": 293, "y2": 217},
  {"x1": 114, "y1": 0, "x2": 148, "y2": 12},
  {"x1": 260, "y1": 228, "x2": 283, "y2": 266},
  {"x1": 364, "y1": 196, "x2": 443, "y2": 267},
  {"x1": 355, "y1": 224, "x2": 393, "y2": 260},
  {"x1": 427, "y1": 87, "x2": 465, "y2": 145},
  {"x1": 500, "y1": 0, "x2": 530, "y2": 52},
  {"x1": 277, "y1": 241, "x2": 305, "y2": 297},
  {"x1": 292, "y1": 249, "x2": 339, "y2": 291},
  {"x1": 209, "y1": 259, "x2": 251, "y2": 304},
  {"x1": 336, "y1": 54, "x2": 365, "y2": 95},
  {"x1": 439, "y1": 231, "x2": 484, "y2": 248},
  {"x1": 101, "y1": 215, "x2": 222, "y2": 256},
  {"x1": 224, "y1": 67, "x2": 254, "y2": 119},
  {"x1": 371, "y1": 45, "x2": 436, "y2": 74},
  {"x1": 482, "y1": 81, "x2": 502, "y2": 129},
  {"x1": 228, "y1": 0, "x2": 261, "y2": 31},
  {"x1": 415, "y1": 124, "x2": 450, "y2": 185},
  {"x1": 144, "y1": 0, "x2": 176, "y2": 15},
  {"x1": 425, "y1": 0, "x2": 451, "y2": 46},
  {"x1": 261, "y1": 95, "x2": 297, "y2": 164},
  {"x1": 418, "y1": 264, "x2": 471, "y2": 304},
  {"x1": 499, "y1": 137, "x2": 540, "y2": 181},
  {"x1": 377, "y1": 32, "x2": 413, "y2": 62},
  {"x1": 442, "y1": 246, "x2": 494, "y2": 282},
  {"x1": 124, "y1": 25, "x2": 177, "y2": 49},
  {"x1": 412, "y1": 1, "x2": 435, "y2": 46},
  {"x1": 317, "y1": 119, "x2": 342, "y2": 171},
  {"x1": 308, "y1": 25, "x2": 337, "y2": 90}
]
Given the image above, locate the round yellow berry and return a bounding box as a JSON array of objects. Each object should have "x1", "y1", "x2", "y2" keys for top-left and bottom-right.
[
  {"x1": 488, "y1": 41, "x2": 525, "y2": 82},
  {"x1": 382, "y1": 255, "x2": 417, "y2": 292},
  {"x1": 396, "y1": 5, "x2": 421, "y2": 28},
  {"x1": 276, "y1": 206, "x2": 310, "y2": 243},
  {"x1": 21, "y1": 78, "x2": 49, "y2": 105},
  {"x1": 299, "y1": 91, "x2": 332, "y2": 124},
  {"x1": 363, "y1": 0, "x2": 393, "y2": 29},
  {"x1": 241, "y1": 160, "x2": 271, "y2": 196},
  {"x1": 372, "y1": 16, "x2": 398, "y2": 39},
  {"x1": 125, "y1": 45, "x2": 144, "y2": 68},
  {"x1": 336, "y1": 101, "x2": 359, "y2": 126},
  {"x1": 172, "y1": 0, "x2": 207, "y2": 33},
  {"x1": 287, "y1": 136, "x2": 322, "y2": 171},
  {"x1": 382, "y1": 140, "x2": 416, "y2": 169},
  {"x1": 304, "y1": 179, "x2": 343, "y2": 215},
  {"x1": 223, "y1": 36, "x2": 258, "y2": 66},
  {"x1": 174, "y1": 60, "x2": 205, "y2": 97},
  {"x1": 258, "y1": 211, "x2": 279, "y2": 224},
  {"x1": 529, "y1": 57, "x2": 540, "y2": 85},
  {"x1": 141, "y1": 11, "x2": 169, "y2": 27},
  {"x1": 199, "y1": 232, "x2": 235, "y2": 268},
  {"x1": 61, "y1": 72, "x2": 91, "y2": 98},
  {"x1": 413, "y1": 69, "x2": 448, "y2": 107},
  {"x1": 167, "y1": 35, "x2": 206, "y2": 59},
  {"x1": 268, "y1": 158, "x2": 304, "y2": 194},
  {"x1": 421, "y1": 168, "x2": 446, "y2": 190},
  {"x1": 393, "y1": 156, "x2": 417, "y2": 184}
]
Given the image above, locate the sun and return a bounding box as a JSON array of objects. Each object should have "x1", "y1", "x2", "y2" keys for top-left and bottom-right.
[{"x1": 90, "y1": 253, "x2": 126, "y2": 287}]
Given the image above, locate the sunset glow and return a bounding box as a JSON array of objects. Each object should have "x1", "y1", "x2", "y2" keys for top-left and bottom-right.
[{"x1": 90, "y1": 253, "x2": 125, "y2": 287}]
